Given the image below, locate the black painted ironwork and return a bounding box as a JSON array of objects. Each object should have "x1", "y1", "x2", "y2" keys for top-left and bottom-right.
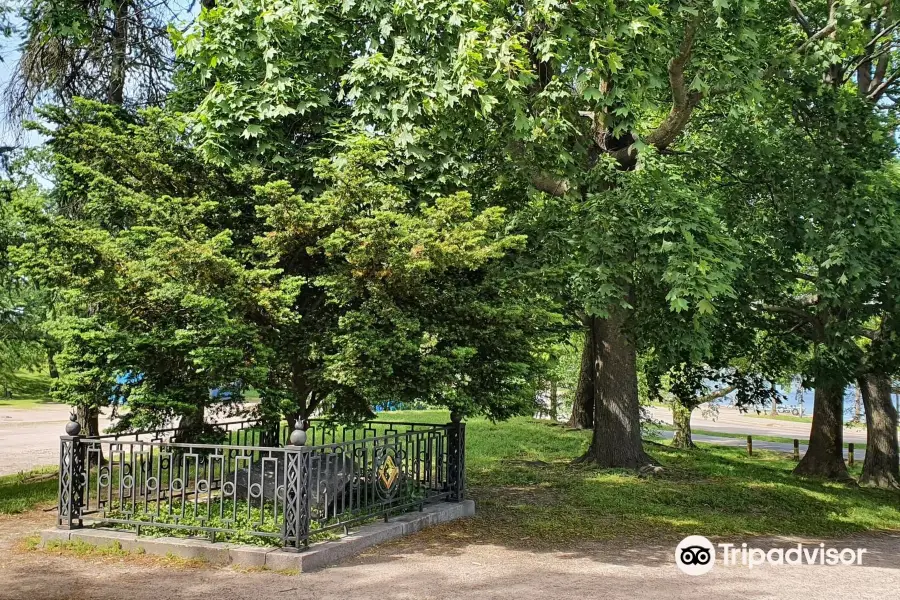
[{"x1": 57, "y1": 415, "x2": 466, "y2": 548}]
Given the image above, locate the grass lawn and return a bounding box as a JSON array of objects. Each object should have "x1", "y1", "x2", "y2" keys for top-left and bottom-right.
[
  {"x1": 0, "y1": 371, "x2": 61, "y2": 409},
  {"x1": 5, "y1": 410, "x2": 899, "y2": 547},
  {"x1": 375, "y1": 411, "x2": 900, "y2": 544},
  {"x1": 0, "y1": 468, "x2": 58, "y2": 515}
]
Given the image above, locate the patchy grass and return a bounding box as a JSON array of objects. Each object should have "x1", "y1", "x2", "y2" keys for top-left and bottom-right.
[
  {"x1": 380, "y1": 411, "x2": 900, "y2": 546},
  {"x1": 8, "y1": 410, "x2": 898, "y2": 550},
  {"x1": 0, "y1": 468, "x2": 58, "y2": 515},
  {"x1": 24, "y1": 538, "x2": 208, "y2": 568},
  {"x1": 0, "y1": 371, "x2": 61, "y2": 408}
]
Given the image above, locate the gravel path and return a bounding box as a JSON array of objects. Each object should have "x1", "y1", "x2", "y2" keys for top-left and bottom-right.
[{"x1": 0, "y1": 511, "x2": 898, "y2": 600}]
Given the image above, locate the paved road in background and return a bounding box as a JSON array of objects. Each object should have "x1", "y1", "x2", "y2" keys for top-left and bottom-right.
[
  {"x1": 0, "y1": 404, "x2": 112, "y2": 476},
  {"x1": 655, "y1": 431, "x2": 866, "y2": 461},
  {"x1": 0, "y1": 404, "x2": 870, "y2": 476},
  {"x1": 648, "y1": 405, "x2": 868, "y2": 444}
]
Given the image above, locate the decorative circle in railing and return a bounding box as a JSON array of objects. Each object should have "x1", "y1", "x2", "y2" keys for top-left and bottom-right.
[
  {"x1": 122, "y1": 475, "x2": 134, "y2": 489},
  {"x1": 222, "y1": 481, "x2": 235, "y2": 497},
  {"x1": 249, "y1": 483, "x2": 262, "y2": 498},
  {"x1": 275, "y1": 485, "x2": 285, "y2": 500},
  {"x1": 196, "y1": 479, "x2": 209, "y2": 494},
  {"x1": 146, "y1": 477, "x2": 158, "y2": 491},
  {"x1": 160, "y1": 458, "x2": 170, "y2": 470},
  {"x1": 171, "y1": 478, "x2": 184, "y2": 492},
  {"x1": 98, "y1": 470, "x2": 110, "y2": 488},
  {"x1": 122, "y1": 464, "x2": 132, "y2": 477}
]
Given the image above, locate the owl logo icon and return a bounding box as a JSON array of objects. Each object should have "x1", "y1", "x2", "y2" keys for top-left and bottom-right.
[{"x1": 676, "y1": 536, "x2": 716, "y2": 575}]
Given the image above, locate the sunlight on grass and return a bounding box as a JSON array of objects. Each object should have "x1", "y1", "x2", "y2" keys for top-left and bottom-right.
[
  {"x1": 424, "y1": 413, "x2": 900, "y2": 545},
  {"x1": 0, "y1": 370, "x2": 60, "y2": 409},
  {"x1": 3, "y1": 410, "x2": 898, "y2": 548},
  {"x1": 0, "y1": 467, "x2": 58, "y2": 514}
]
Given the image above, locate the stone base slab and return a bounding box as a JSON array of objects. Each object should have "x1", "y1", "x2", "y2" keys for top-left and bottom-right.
[{"x1": 40, "y1": 500, "x2": 475, "y2": 572}]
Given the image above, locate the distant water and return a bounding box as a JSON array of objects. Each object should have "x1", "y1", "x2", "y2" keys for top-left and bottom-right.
[{"x1": 742, "y1": 382, "x2": 900, "y2": 423}]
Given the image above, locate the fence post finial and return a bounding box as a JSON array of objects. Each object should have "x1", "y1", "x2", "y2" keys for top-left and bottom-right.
[
  {"x1": 289, "y1": 419, "x2": 307, "y2": 446},
  {"x1": 65, "y1": 412, "x2": 82, "y2": 437}
]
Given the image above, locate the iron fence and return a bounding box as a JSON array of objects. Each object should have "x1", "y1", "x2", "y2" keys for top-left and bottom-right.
[{"x1": 57, "y1": 415, "x2": 465, "y2": 549}]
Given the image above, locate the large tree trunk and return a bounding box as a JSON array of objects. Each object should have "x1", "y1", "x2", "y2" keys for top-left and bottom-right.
[
  {"x1": 858, "y1": 372, "x2": 900, "y2": 489},
  {"x1": 285, "y1": 372, "x2": 314, "y2": 426},
  {"x1": 108, "y1": 1, "x2": 129, "y2": 105},
  {"x1": 46, "y1": 350, "x2": 59, "y2": 379},
  {"x1": 549, "y1": 380, "x2": 558, "y2": 421},
  {"x1": 567, "y1": 328, "x2": 595, "y2": 429},
  {"x1": 176, "y1": 405, "x2": 206, "y2": 442},
  {"x1": 76, "y1": 405, "x2": 101, "y2": 437},
  {"x1": 671, "y1": 400, "x2": 695, "y2": 449},
  {"x1": 580, "y1": 309, "x2": 652, "y2": 468},
  {"x1": 793, "y1": 381, "x2": 851, "y2": 481},
  {"x1": 76, "y1": 405, "x2": 104, "y2": 463}
]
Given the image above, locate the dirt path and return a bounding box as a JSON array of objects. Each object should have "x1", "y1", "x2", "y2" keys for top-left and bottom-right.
[{"x1": 1, "y1": 509, "x2": 898, "y2": 600}]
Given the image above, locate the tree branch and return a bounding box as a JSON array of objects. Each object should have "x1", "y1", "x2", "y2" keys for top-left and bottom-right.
[
  {"x1": 872, "y1": 51, "x2": 891, "y2": 91},
  {"x1": 699, "y1": 385, "x2": 737, "y2": 403},
  {"x1": 788, "y1": 0, "x2": 814, "y2": 37},
  {"x1": 646, "y1": 17, "x2": 703, "y2": 150},
  {"x1": 858, "y1": 329, "x2": 879, "y2": 341},
  {"x1": 531, "y1": 173, "x2": 570, "y2": 197},
  {"x1": 781, "y1": 269, "x2": 817, "y2": 283},
  {"x1": 868, "y1": 67, "x2": 900, "y2": 101},
  {"x1": 756, "y1": 303, "x2": 816, "y2": 323},
  {"x1": 798, "y1": 1, "x2": 838, "y2": 53},
  {"x1": 866, "y1": 19, "x2": 900, "y2": 52}
]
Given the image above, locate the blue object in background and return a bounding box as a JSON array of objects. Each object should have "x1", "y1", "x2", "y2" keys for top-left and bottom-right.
[
  {"x1": 210, "y1": 381, "x2": 244, "y2": 400},
  {"x1": 109, "y1": 371, "x2": 144, "y2": 405}
]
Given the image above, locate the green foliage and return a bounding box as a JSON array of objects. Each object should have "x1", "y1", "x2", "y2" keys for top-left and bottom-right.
[
  {"x1": 702, "y1": 81, "x2": 900, "y2": 388},
  {"x1": 179, "y1": 0, "x2": 771, "y2": 176},
  {"x1": 175, "y1": 0, "x2": 783, "y2": 349},
  {"x1": 0, "y1": 187, "x2": 54, "y2": 389},
  {"x1": 12, "y1": 100, "x2": 559, "y2": 426},
  {"x1": 105, "y1": 499, "x2": 299, "y2": 546}
]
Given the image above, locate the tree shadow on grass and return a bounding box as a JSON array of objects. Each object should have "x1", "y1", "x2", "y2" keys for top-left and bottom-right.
[{"x1": 338, "y1": 445, "x2": 900, "y2": 570}]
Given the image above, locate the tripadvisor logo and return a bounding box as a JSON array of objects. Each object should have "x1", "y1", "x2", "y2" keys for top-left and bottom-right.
[
  {"x1": 676, "y1": 536, "x2": 716, "y2": 576},
  {"x1": 675, "y1": 536, "x2": 868, "y2": 575}
]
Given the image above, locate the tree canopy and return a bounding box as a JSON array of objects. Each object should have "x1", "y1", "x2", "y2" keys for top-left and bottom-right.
[{"x1": 12, "y1": 100, "x2": 560, "y2": 432}]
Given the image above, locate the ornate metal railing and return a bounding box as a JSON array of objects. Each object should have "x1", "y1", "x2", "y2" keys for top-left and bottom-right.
[
  {"x1": 88, "y1": 418, "x2": 282, "y2": 446},
  {"x1": 57, "y1": 414, "x2": 466, "y2": 549}
]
